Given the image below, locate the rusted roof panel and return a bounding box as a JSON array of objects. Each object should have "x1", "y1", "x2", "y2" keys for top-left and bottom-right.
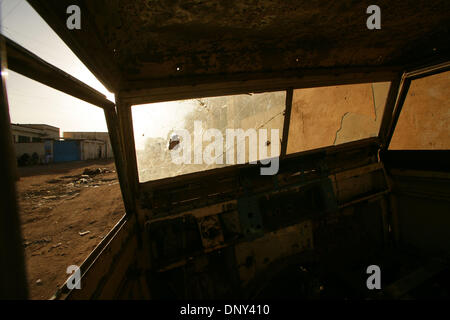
[{"x1": 28, "y1": 0, "x2": 450, "y2": 93}]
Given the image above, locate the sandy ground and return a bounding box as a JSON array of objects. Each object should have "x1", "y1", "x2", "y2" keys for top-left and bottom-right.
[{"x1": 16, "y1": 159, "x2": 125, "y2": 300}]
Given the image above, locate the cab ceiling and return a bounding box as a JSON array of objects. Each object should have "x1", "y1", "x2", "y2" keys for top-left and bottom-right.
[{"x1": 28, "y1": 0, "x2": 450, "y2": 93}]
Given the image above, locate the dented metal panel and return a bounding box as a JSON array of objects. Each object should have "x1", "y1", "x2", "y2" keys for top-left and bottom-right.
[{"x1": 235, "y1": 220, "x2": 313, "y2": 285}]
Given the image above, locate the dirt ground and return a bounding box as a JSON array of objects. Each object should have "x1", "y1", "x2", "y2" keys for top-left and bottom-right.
[{"x1": 16, "y1": 159, "x2": 125, "y2": 300}]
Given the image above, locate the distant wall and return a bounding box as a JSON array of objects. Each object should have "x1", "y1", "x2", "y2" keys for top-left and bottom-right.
[
  {"x1": 14, "y1": 142, "x2": 46, "y2": 163},
  {"x1": 81, "y1": 140, "x2": 106, "y2": 160},
  {"x1": 287, "y1": 82, "x2": 390, "y2": 154},
  {"x1": 64, "y1": 132, "x2": 113, "y2": 158}
]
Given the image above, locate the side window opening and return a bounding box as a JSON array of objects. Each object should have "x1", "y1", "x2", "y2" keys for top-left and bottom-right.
[
  {"x1": 286, "y1": 82, "x2": 390, "y2": 154},
  {"x1": 6, "y1": 73, "x2": 124, "y2": 300},
  {"x1": 389, "y1": 70, "x2": 450, "y2": 150},
  {"x1": 2, "y1": 1, "x2": 123, "y2": 299}
]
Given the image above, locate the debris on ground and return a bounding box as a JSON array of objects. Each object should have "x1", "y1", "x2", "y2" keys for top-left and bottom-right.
[
  {"x1": 77, "y1": 178, "x2": 90, "y2": 184},
  {"x1": 83, "y1": 167, "x2": 111, "y2": 176},
  {"x1": 17, "y1": 160, "x2": 124, "y2": 299},
  {"x1": 22, "y1": 167, "x2": 119, "y2": 208}
]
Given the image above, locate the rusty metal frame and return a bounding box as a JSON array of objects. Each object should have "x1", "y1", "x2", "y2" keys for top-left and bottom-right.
[
  {"x1": 280, "y1": 88, "x2": 293, "y2": 158},
  {"x1": 118, "y1": 67, "x2": 398, "y2": 107},
  {"x1": 115, "y1": 98, "x2": 139, "y2": 196},
  {"x1": 2, "y1": 35, "x2": 114, "y2": 110},
  {"x1": 0, "y1": 34, "x2": 29, "y2": 300},
  {"x1": 378, "y1": 73, "x2": 404, "y2": 147},
  {"x1": 54, "y1": 211, "x2": 151, "y2": 300}
]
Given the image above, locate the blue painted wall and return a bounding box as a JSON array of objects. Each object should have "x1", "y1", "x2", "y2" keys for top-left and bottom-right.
[{"x1": 53, "y1": 140, "x2": 81, "y2": 162}]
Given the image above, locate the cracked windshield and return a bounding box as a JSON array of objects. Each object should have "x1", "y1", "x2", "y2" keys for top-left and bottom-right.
[{"x1": 132, "y1": 91, "x2": 287, "y2": 183}]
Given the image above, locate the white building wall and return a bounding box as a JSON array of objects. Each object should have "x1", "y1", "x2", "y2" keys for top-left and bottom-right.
[
  {"x1": 64, "y1": 132, "x2": 113, "y2": 158},
  {"x1": 14, "y1": 142, "x2": 46, "y2": 163},
  {"x1": 80, "y1": 140, "x2": 106, "y2": 160}
]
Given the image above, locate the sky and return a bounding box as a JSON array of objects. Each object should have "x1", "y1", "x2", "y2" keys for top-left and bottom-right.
[
  {"x1": 0, "y1": 0, "x2": 115, "y2": 136},
  {"x1": 0, "y1": 0, "x2": 213, "y2": 145}
]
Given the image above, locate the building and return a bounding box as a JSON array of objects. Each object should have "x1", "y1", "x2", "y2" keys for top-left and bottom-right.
[
  {"x1": 63, "y1": 132, "x2": 114, "y2": 159},
  {"x1": 10, "y1": 123, "x2": 59, "y2": 143},
  {"x1": 11, "y1": 124, "x2": 59, "y2": 164},
  {"x1": 11, "y1": 124, "x2": 112, "y2": 164},
  {"x1": 53, "y1": 139, "x2": 107, "y2": 162}
]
